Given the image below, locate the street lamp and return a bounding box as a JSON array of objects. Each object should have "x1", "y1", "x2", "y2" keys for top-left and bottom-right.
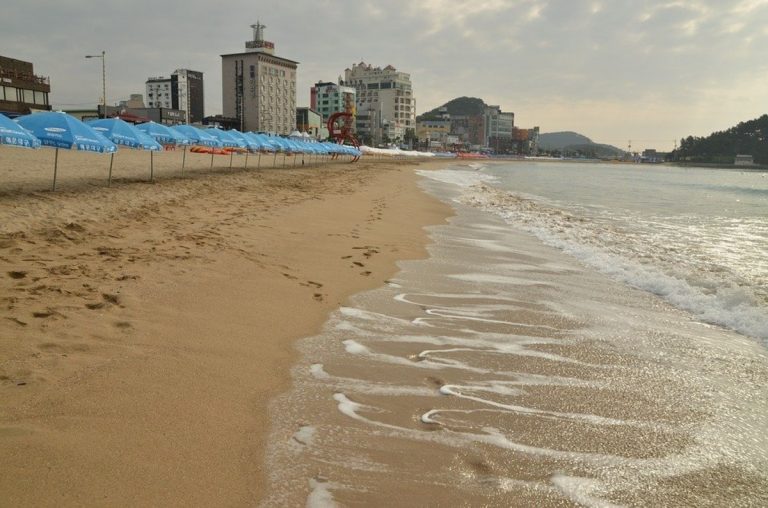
[{"x1": 85, "y1": 51, "x2": 106, "y2": 118}]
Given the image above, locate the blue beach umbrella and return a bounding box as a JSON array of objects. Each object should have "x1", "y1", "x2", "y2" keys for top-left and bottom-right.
[
  {"x1": 172, "y1": 125, "x2": 222, "y2": 147},
  {"x1": 227, "y1": 129, "x2": 263, "y2": 169},
  {"x1": 204, "y1": 127, "x2": 244, "y2": 148},
  {"x1": 170, "y1": 125, "x2": 223, "y2": 175},
  {"x1": 87, "y1": 118, "x2": 162, "y2": 185},
  {"x1": 135, "y1": 121, "x2": 183, "y2": 145},
  {"x1": 202, "y1": 128, "x2": 245, "y2": 169},
  {"x1": 246, "y1": 133, "x2": 276, "y2": 169},
  {"x1": 135, "y1": 121, "x2": 184, "y2": 180},
  {"x1": 0, "y1": 113, "x2": 41, "y2": 148},
  {"x1": 16, "y1": 111, "x2": 117, "y2": 191}
]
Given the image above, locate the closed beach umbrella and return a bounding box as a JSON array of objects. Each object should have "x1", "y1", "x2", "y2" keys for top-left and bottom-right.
[
  {"x1": 0, "y1": 113, "x2": 41, "y2": 148},
  {"x1": 16, "y1": 111, "x2": 117, "y2": 191},
  {"x1": 87, "y1": 118, "x2": 162, "y2": 185}
]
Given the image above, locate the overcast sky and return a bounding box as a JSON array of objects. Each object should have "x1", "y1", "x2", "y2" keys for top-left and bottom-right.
[{"x1": 3, "y1": 0, "x2": 766, "y2": 150}]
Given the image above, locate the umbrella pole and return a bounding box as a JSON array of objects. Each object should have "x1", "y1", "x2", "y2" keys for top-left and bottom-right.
[
  {"x1": 181, "y1": 146, "x2": 187, "y2": 177},
  {"x1": 257, "y1": 152, "x2": 261, "y2": 169},
  {"x1": 229, "y1": 150, "x2": 233, "y2": 169},
  {"x1": 244, "y1": 151, "x2": 249, "y2": 169},
  {"x1": 108, "y1": 153, "x2": 114, "y2": 187},
  {"x1": 52, "y1": 148, "x2": 59, "y2": 192},
  {"x1": 273, "y1": 151, "x2": 277, "y2": 167},
  {"x1": 210, "y1": 151, "x2": 214, "y2": 169},
  {"x1": 150, "y1": 150, "x2": 154, "y2": 181},
  {"x1": 283, "y1": 153, "x2": 287, "y2": 168}
]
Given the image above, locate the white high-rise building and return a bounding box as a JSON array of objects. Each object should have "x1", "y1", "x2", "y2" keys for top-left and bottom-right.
[
  {"x1": 221, "y1": 22, "x2": 298, "y2": 134},
  {"x1": 145, "y1": 69, "x2": 204, "y2": 124},
  {"x1": 343, "y1": 62, "x2": 415, "y2": 143}
]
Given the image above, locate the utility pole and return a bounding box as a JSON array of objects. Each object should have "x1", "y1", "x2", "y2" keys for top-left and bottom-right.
[{"x1": 85, "y1": 51, "x2": 106, "y2": 118}]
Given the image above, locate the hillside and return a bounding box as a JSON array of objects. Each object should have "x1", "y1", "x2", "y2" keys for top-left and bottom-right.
[
  {"x1": 673, "y1": 114, "x2": 768, "y2": 165},
  {"x1": 539, "y1": 131, "x2": 625, "y2": 158},
  {"x1": 417, "y1": 97, "x2": 486, "y2": 121},
  {"x1": 537, "y1": 131, "x2": 592, "y2": 150}
]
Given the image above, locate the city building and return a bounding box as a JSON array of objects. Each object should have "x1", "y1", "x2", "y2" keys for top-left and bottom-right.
[
  {"x1": 221, "y1": 22, "x2": 298, "y2": 134},
  {"x1": 449, "y1": 114, "x2": 485, "y2": 147},
  {"x1": 145, "y1": 69, "x2": 204, "y2": 123},
  {"x1": 296, "y1": 107, "x2": 323, "y2": 138},
  {"x1": 343, "y1": 61, "x2": 415, "y2": 144},
  {"x1": 483, "y1": 105, "x2": 514, "y2": 150},
  {"x1": 310, "y1": 80, "x2": 356, "y2": 124},
  {"x1": 0, "y1": 55, "x2": 51, "y2": 116},
  {"x1": 416, "y1": 119, "x2": 451, "y2": 150}
]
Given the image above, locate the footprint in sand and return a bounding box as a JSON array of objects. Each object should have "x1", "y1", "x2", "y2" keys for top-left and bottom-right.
[
  {"x1": 352, "y1": 261, "x2": 364, "y2": 267},
  {"x1": 360, "y1": 271, "x2": 372, "y2": 276}
]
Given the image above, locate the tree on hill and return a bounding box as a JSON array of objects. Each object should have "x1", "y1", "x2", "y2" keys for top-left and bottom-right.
[
  {"x1": 673, "y1": 114, "x2": 768, "y2": 164},
  {"x1": 417, "y1": 97, "x2": 487, "y2": 121}
]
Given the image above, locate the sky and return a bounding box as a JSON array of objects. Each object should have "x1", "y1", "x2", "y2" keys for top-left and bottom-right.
[{"x1": 3, "y1": 0, "x2": 767, "y2": 151}]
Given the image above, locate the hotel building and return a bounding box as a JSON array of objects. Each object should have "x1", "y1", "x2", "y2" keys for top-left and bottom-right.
[
  {"x1": 343, "y1": 61, "x2": 414, "y2": 143},
  {"x1": 221, "y1": 23, "x2": 298, "y2": 134}
]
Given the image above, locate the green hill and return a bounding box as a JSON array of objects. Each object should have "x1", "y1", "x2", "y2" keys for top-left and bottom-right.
[
  {"x1": 539, "y1": 131, "x2": 625, "y2": 158},
  {"x1": 417, "y1": 97, "x2": 487, "y2": 121},
  {"x1": 538, "y1": 131, "x2": 592, "y2": 150},
  {"x1": 674, "y1": 114, "x2": 768, "y2": 164}
]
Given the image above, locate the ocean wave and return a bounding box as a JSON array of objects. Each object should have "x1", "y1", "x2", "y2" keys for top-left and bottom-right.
[{"x1": 459, "y1": 184, "x2": 768, "y2": 344}]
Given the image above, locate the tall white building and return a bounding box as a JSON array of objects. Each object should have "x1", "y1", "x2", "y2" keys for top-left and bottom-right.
[
  {"x1": 343, "y1": 61, "x2": 415, "y2": 143},
  {"x1": 145, "y1": 69, "x2": 204, "y2": 123},
  {"x1": 221, "y1": 22, "x2": 298, "y2": 134}
]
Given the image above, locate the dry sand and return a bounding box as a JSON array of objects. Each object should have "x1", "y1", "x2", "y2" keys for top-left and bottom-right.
[{"x1": 0, "y1": 147, "x2": 451, "y2": 506}]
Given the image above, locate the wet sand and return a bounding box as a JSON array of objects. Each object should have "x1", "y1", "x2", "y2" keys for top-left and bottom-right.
[
  {"x1": 262, "y1": 177, "x2": 768, "y2": 507},
  {"x1": 0, "y1": 147, "x2": 451, "y2": 506}
]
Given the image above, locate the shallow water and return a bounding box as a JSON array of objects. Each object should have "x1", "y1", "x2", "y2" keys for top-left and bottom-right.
[{"x1": 263, "y1": 163, "x2": 768, "y2": 507}]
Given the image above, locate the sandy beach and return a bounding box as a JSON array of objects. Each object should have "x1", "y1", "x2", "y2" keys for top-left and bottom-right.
[{"x1": 0, "y1": 148, "x2": 451, "y2": 506}]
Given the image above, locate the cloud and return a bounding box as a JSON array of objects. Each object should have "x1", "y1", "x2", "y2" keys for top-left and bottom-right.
[{"x1": 1, "y1": 0, "x2": 765, "y2": 150}]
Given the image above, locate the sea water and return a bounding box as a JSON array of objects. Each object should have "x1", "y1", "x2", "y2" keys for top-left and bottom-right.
[{"x1": 263, "y1": 161, "x2": 768, "y2": 507}]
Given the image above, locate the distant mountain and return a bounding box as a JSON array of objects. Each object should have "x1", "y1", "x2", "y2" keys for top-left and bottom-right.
[
  {"x1": 674, "y1": 114, "x2": 768, "y2": 165},
  {"x1": 537, "y1": 131, "x2": 592, "y2": 150},
  {"x1": 417, "y1": 97, "x2": 487, "y2": 121},
  {"x1": 539, "y1": 131, "x2": 625, "y2": 158}
]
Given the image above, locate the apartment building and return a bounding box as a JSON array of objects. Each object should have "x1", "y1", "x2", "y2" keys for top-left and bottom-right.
[
  {"x1": 483, "y1": 105, "x2": 514, "y2": 148},
  {"x1": 145, "y1": 69, "x2": 204, "y2": 124},
  {"x1": 0, "y1": 55, "x2": 51, "y2": 116},
  {"x1": 310, "y1": 81, "x2": 356, "y2": 124},
  {"x1": 221, "y1": 22, "x2": 298, "y2": 134},
  {"x1": 343, "y1": 61, "x2": 414, "y2": 143}
]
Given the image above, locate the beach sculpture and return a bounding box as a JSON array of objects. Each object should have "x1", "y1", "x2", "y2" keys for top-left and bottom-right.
[{"x1": 327, "y1": 112, "x2": 360, "y2": 163}]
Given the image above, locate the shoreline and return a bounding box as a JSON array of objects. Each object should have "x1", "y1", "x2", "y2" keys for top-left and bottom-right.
[{"x1": 0, "y1": 151, "x2": 453, "y2": 505}]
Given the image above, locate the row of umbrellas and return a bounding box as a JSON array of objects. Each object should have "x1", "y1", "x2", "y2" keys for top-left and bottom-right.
[{"x1": 0, "y1": 111, "x2": 362, "y2": 190}]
